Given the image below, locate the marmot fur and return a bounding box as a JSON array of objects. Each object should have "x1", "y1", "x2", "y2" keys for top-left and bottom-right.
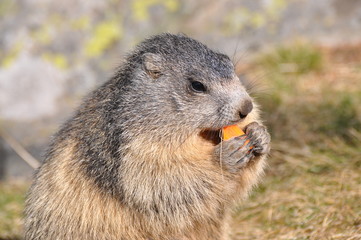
[{"x1": 25, "y1": 33, "x2": 270, "y2": 240}]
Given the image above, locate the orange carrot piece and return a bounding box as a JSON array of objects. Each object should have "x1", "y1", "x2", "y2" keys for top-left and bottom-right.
[
  {"x1": 222, "y1": 125, "x2": 254, "y2": 150},
  {"x1": 222, "y1": 124, "x2": 245, "y2": 141}
]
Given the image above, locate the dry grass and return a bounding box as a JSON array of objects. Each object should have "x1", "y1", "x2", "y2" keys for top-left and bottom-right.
[
  {"x1": 0, "y1": 43, "x2": 360, "y2": 240},
  {"x1": 233, "y1": 42, "x2": 361, "y2": 240}
]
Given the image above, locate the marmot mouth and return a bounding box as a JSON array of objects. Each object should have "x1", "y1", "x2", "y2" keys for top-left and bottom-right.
[{"x1": 199, "y1": 129, "x2": 222, "y2": 145}]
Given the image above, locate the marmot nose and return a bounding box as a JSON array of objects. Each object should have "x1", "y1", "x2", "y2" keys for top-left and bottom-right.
[{"x1": 239, "y1": 99, "x2": 253, "y2": 119}]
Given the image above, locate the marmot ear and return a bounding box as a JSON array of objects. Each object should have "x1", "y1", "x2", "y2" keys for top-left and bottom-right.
[{"x1": 143, "y1": 53, "x2": 163, "y2": 79}]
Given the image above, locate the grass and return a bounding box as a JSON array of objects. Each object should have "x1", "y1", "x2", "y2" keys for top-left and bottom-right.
[
  {"x1": 0, "y1": 182, "x2": 27, "y2": 240},
  {"x1": 259, "y1": 42, "x2": 323, "y2": 75},
  {"x1": 233, "y1": 42, "x2": 361, "y2": 239},
  {"x1": 1, "y1": 42, "x2": 360, "y2": 239}
]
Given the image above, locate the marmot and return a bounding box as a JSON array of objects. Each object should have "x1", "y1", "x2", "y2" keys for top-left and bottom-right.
[{"x1": 24, "y1": 33, "x2": 270, "y2": 240}]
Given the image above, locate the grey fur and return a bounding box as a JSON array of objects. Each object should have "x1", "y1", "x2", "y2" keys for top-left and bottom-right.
[{"x1": 24, "y1": 33, "x2": 270, "y2": 240}]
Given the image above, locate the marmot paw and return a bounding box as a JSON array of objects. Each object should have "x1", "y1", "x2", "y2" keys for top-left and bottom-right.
[{"x1": 215, "y1": 122, "x2": 270, "y2": 173}]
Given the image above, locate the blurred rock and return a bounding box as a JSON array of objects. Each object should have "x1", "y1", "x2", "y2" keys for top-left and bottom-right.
[{"x1": 0, "y1": 53, "x2": 65, "y2": 121}]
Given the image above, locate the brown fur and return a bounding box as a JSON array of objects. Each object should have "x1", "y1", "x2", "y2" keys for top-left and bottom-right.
[{"x1": 24, "y1": 33, "x2": 269, "y2": 240}]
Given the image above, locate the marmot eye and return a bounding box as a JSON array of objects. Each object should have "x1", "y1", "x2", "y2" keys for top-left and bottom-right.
[{"x1": 190, "y1": 81, "x2": 207, "y2": 93}]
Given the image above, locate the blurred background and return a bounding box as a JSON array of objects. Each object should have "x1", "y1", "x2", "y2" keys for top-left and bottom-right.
[{"x1": 0, "y1": 0, "x2": 360, "y2": 239}]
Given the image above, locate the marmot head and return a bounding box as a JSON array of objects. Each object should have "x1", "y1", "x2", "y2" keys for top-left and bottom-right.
[{"x1": 118, "y1": 33, "x2": 254, "y2": 143}]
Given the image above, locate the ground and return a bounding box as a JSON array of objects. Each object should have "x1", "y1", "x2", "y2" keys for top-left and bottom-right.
[{"x1": 0, "y1": 43, "x2": 360, "y2": 240}]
